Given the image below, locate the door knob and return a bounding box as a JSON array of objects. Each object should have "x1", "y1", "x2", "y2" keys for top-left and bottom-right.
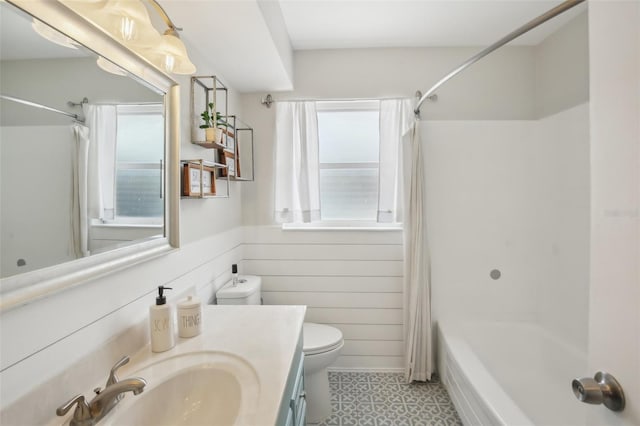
[{"x1": 572, "y1": 371, "x2": 625, "y2": 412}]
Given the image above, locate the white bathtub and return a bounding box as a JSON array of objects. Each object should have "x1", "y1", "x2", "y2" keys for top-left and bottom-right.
[{"x1": 438, "y1": 321, "x2": 588, "y2": 426}]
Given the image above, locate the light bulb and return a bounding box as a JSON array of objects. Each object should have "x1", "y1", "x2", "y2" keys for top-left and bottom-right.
[
  {"x1": 164, "y1": 54, "x2": 175, "y2": 73},
  {"x1": 89, "y1": 0, "x2": 161, "y2": 48},
  {"x1": 119, "y1": 16, "x2": 136, "y2": 41}
]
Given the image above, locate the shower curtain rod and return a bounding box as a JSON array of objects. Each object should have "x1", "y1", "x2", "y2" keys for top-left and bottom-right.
[
  {"x1": 414, "y1": 0, "x2": 586, "y2": 118},
  {"x1": 1, "y1": 94, "x2": 84, "y2": 122},
  {"x1": 67, "y1": 98, "x2": 161, "y2": 107},
  {"x1": 91, "y1": 101, "x2": 163, "y2": 105},
  {"x1": 259, "y1": 94, "x2": 432, "y2": 108}
]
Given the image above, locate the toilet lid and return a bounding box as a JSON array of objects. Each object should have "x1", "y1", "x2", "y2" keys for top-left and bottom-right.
[{"x1": 303, "y1": 323, "x2": 343, "y2": 355}]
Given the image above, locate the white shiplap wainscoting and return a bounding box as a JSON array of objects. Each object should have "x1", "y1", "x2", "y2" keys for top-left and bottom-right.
[{"x1": 242, "y1": 226, "x2": 404, "y2": 371}]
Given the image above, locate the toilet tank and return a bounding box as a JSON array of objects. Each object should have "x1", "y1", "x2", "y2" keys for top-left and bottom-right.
[{"x1": 216, "y1": 275, "x2": 262, "y2": 305}]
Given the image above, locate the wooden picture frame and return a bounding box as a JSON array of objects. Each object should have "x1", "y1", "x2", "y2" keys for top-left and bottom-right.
[
  {"x1": 219, "y1": 146, "x2": 241, "y2": 178},
  {"x1": 224, "y1": 150, "x2": 236, "y2": 177},
  {"x1": 182, "y1": 162, "x2": 216, "y2": 196}
]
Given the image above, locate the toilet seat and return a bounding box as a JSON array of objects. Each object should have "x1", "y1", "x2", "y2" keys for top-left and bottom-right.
[{"x1": 303, "y1": 323, "x2": 343, "y2": 355}]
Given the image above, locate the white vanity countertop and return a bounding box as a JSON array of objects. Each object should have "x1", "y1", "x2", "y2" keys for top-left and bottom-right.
[{"x1": 52, "y1": 305, "x2": 306, "y2": 426}]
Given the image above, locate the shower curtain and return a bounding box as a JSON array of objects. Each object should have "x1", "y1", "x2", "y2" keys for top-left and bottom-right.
[
  {"x1": 380, "y1": 99, "x2": 433, "y2": 382},
  {"x1": 71, "y1": 124, "x2": 90, "y2": 257},
  {"x1": 402, "y1": 122, "x2": 433, "y2": 382}
]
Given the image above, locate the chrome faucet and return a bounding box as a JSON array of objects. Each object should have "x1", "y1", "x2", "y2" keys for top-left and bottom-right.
[
  {"x1": 56, "y1": 356, "x2": 147, "y2": 426},
  {"x1": 87, "y1": 377, "x2": 146, "y2": 420}
]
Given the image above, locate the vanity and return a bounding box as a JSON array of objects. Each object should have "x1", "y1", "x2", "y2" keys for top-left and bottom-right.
[{"x1": 50, "y1": 305, "x2": 306, "y2": 426}]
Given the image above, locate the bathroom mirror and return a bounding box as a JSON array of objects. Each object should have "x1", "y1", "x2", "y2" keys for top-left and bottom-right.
[{"x1": 0, "y1": 0, "x2": 180, "y2": 311}]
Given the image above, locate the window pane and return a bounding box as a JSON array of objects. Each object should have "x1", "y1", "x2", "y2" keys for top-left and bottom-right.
[
  {"x1": 318, "y1": 110, "x2": 379, "y2": 164},
  {"x1": 116, "y1": 113, "x2": 164, "y2": 163},
  {"x1": 317, "y1": 104, "x2": 380, "y2": 221},
  {"x1": 115, "y1": 105, "x2": 164, "y2": 222},
  {"x1": 116, "y1": 169, "x2": 163, "y2": 218},
  {"x1": 320, "y1": 168, "x2": 378, "y2": 220}
]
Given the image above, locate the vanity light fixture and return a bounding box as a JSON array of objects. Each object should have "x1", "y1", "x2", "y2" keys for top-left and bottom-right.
[{"x1": 61, "y1": 0, "x2": 196, "y2": 75}]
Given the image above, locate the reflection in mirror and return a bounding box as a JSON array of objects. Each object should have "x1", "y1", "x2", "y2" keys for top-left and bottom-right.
[{"x1": 0, "y1": 2, "x2": 166, "y2": 279}]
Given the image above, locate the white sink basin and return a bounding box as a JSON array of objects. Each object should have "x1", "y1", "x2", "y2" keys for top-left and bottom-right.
[{"x1": 101, "y1": 352, "x2": 259, "y2": 426}]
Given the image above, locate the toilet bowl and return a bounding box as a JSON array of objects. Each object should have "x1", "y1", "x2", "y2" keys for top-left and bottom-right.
[
  {"x1": 216, "y1": 276, "x2": 343, "y2": 424},
  {"x1": 303, "y1": 322, "x2": 344, "y2": 423}
]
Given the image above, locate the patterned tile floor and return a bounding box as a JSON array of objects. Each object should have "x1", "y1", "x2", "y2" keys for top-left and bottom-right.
[{"x1": 317, "y1": 372, "x2": 463, "y2": 426}]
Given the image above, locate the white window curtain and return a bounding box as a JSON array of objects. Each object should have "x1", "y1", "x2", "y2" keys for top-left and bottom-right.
[
  {"x1": 71, "y1": 124, "x2": 90, "y2": 258},
  {"x1": 378, "y1": 99, "x2": 413, "y2": 223},
  {"x1": 274, "y1": 101, "x2": 321, "y2": 223},
  {"x1": 82, "y1": 104, "x2": 117, "y2": 221},
  {"x1": 380, "y1": 99, "x2": 433, "y2": 383}
]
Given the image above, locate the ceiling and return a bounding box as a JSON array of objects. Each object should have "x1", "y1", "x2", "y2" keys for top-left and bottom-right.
[
  {"x1": 166, "y1": 0, "x2": 585, "y2": 91},
  {"x1": 0, "y1": 0, "x2": 586, "y2": 92},
  {"x1": 278, "y1": 0, "x2": 582, "y2": 49}
]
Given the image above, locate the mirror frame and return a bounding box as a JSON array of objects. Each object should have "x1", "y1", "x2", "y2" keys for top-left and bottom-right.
[{"x1": 0, "y1": 0, "x2": 180, "y2": 312}]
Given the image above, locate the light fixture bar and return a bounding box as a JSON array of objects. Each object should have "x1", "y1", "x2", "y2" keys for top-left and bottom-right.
[{"x1": 146, "y1": 0, "x2": 182, "y2": 33}]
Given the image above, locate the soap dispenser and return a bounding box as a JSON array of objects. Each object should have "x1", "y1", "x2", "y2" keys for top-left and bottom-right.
[{"x1": 150, "y1": 286, "x2": 175, "y2": 352}]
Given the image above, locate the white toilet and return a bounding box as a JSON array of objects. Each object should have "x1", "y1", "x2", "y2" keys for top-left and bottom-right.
[{"x1": 216, "y1": 275, "x2": 343, "y2": 424}]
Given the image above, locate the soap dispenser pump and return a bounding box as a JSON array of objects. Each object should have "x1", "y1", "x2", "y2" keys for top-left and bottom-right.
[
  {"x1": 232, "y1": 264, "x2": 239, "y2": 286},
  {"x1": 149, "y1": 286, "x2": 175, "y2": 352}
]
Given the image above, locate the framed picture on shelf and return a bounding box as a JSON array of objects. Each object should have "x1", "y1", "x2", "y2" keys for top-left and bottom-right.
[
  {"x1": 219, "y1": 147, "x2": 241, "y2": 178},
  {"x1": 182, "y1": 162, "x2": 216, "y2": 196},
  {"x1": 218, "y1": 149, "x2": 240, "y2": 177},
  {"x1": 224, "y1": 151, "x2": 236, "y2": 177},
  {"x1": 221, "y1": 127, "x2": 235, "y2": 149}
]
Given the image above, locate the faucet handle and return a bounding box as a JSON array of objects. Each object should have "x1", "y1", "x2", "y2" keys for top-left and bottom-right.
[
  {"x1": 56, "y1": 394, "x2": 91, "y2": 425},
  {"x1": 106, "y1": 355, "x2": 130, "y2": 387}
]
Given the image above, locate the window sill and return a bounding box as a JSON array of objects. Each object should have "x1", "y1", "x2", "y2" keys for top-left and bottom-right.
[
  {"x1": 90, "y1": 219, "x2": 163, "y2": 229},
  {"x1": 282, "y1": 222, "x2": 402, "y2": 231}
]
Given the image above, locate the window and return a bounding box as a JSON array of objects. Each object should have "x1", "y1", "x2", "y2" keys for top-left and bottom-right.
[
  {"x1": 317, "y1": 101, "x2": 380, "y2": 221},
  {"x1": 114, "y1": 104, "x2": 164, "y2": 224}
]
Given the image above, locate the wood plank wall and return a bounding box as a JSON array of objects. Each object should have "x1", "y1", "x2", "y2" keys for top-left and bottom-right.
[{"x1": 242, "y1": 226, "x2": 404, "y2": 370}]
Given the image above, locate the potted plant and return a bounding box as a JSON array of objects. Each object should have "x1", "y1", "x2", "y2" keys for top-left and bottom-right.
[{"x1": 199, "y1": 102, "x2": 223, "y2": 142}]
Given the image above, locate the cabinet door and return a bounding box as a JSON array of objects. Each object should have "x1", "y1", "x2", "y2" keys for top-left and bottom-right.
[
  {"x1": 296, "y1": 397, "x2": 307, "y2": 426},
  {"x1": 284, "y1": 407, "x2": 294, "y2": 426},
  {"x1": 290, "y1": 357, "x2": 306, "y2": 426}
]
